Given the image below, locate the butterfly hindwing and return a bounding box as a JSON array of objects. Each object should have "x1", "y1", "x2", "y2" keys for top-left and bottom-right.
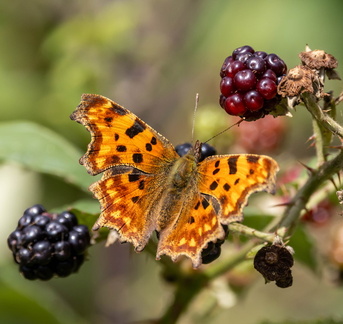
[
  {"x1": 157, "y1": 194, "x2": 226, "y2": 268},
  {"x1": 91, "y1": 168, "x2": 158, "y2": 251},
  {"x1": 70, "y1": 94, "x2": 178, "y2": 175}
]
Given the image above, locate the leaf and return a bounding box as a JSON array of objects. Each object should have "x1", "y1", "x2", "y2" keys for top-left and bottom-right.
[
  {"x1": 0, "y1": 121, "x2": 96, "y2": 192},
  {"x1": 289, "y1": 223, "x2": 317, "y2": 270},
  {"x1": 0, "y1": 265, "x2": 87, "y2": 324}
]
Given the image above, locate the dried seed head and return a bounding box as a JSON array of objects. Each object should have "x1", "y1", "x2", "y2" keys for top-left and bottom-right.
[
  {"x1": 278, "y1": 65, "x2": 320, "y2": 98},
  {"x1": 254, "y1": 243, "x2": 294, "y2": 288},
  {"x1": 299, "y1": 49, "x2": 338, "y2": 70}
]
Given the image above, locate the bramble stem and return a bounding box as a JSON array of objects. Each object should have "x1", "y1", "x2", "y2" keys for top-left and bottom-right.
[
  {"x1": 228, "y1": 222, "x2": 276, "y2": 243},
  {"x1": 302, "y1": 92, "x2": 343, "y2": 139}
]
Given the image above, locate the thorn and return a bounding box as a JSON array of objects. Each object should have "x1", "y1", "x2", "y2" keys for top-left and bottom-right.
[
  {"x1": 298, "y1": 161, "x2": 316, "y2": 174},
  {"x1": 271, "y1": 201, "x2": 294, "y2": 208},
  {"x1": 306, "y1": 134, "x2": 316, "y2": 148},
  {"x1": 306, "y1": 134, "x2": 316, "y2": 143},
  {"x1": 329, "y1": 177, "x2": 339, "y2": 191}
]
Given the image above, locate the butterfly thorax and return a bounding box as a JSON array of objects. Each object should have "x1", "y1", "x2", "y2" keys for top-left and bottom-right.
[
  {"x1": 155, "y1": 151, "x2": 199, "y2": 231},
  {"x1": 170, "y1": 152, "x2": 198, "y2": 188}
]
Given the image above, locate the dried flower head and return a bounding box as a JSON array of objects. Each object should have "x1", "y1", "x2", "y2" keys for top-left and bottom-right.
[
  {"x1": 277, "y1": 65, "x2": 322, "y2": 103},
  {"x1": 299, "y1": 49, "x2": 338, "y2": 70},
  {"x1": 254, "y1": 243, "x2": 294, "y2": 288}
]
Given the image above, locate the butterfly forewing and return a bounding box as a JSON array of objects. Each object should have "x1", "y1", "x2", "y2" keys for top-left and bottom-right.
[
  {"x1": 198, "y1": 154, "x2": 279, "y2": 223},
  {"x1": 70, "y1": 94, "x2": 178, "y2": 175}
]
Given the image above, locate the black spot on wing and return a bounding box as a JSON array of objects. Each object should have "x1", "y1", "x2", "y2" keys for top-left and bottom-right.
[
  {"x1": 228, "y1": 156, "x2": 238, "y2": 174},
  {"x1": 210, "y1": 181, "x2": 218, "y2": 190},
  {"x1": 125, "y1": 119, "x2": 146, "y2": 138},
  {"x1": 247, "y1": 155, "x2": 259, "y2": 163},
  {"x1": 146, "y1": 143, "x2": 153, "y2": 151},
  {"x1": 111, "y1": 104, "x2": 127, "y2": 115},
  {"x1": 223, "y1": 183, "x2": 230, "y2": 191},
  {"x1": 138, "y1": 180, "x2": 145, "y2": 190},
  {"x1": 188, "y1": 216, "x2": 195, "y2": 224},
  {"x1": 213, "y1": 168, "x2": 220, "y2": 175},
  {"x1": 128, "y1": 174, "x2": 140, "y2": 182},
  {"x1": 131, "y1": 196, "x2": 139, "y2": 203},
  {"x1": 116, "y1": 145, "x2": 127, "y2": 152},
  {"x1": 104, "y1": 117, "x2": 113, "y2": 123},
  {"x1": 201, "y1": 198, "x2": 210, "y2": 210},
  {"x1": 132, "y1": 153, "x2": 143, "y2": 163}
]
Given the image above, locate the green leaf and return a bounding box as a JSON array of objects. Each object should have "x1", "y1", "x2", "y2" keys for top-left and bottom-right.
[
  {"x1": 289, "y1": 223, "x2": 317, "y2": 270},
  {"x1": 0, "y1": 265, "x2": 87, "y2": 324},
  {"x1": 0, "y1": 121, "x2": 96, "y2": 192}
]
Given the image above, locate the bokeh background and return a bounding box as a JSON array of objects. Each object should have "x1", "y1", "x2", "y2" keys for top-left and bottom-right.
[{"x1": 1, "y1": 0, "x2": 343, "y2": 323}]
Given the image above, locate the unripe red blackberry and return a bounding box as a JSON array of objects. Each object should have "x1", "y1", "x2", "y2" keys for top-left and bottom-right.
[
  {"x1": 220, "y1": 45, "x2": 287, "y2": 120},
  {"x1": 7, "y1": 205, "x2": 90, "y2": 280}
]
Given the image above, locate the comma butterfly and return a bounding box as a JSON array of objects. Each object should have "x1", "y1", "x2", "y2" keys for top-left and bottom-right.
[{"x1": 70, "y1": 94, "x2": 279, "y2": 268}]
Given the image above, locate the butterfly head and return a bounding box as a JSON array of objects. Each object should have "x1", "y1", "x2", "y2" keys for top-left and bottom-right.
[{"x1": 193, "y1": 140, "x2": 203, "y2": 163}]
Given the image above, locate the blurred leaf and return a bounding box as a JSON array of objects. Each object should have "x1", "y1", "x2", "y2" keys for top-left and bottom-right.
[
  {"x1": 54, "y1": 199, "x2": 100, "y2": 216},
  {"x1": 0, "y1": 265, "x2": 86, "y2": 324},
  {"x1": 260, "y1": 318, "x2": 342, "y2": 324},
  {"x1": 243, "y1": 214, "x2": 274, "y2": 231},
  {"x1": 289, "y1": 224, "x2": 317, "y2": 270},
  {"x1": 0, "y1": 121, "x2": 95, "y2": 192}
]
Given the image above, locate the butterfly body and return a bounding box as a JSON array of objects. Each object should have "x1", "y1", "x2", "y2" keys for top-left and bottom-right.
[{"x1": 71, "y1": 94, "x2": 279, "y2": 268}]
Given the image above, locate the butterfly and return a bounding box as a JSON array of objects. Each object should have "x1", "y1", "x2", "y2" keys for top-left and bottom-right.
[{"x1": 70, "y1": 94, "x2": 279, "y2": 268}]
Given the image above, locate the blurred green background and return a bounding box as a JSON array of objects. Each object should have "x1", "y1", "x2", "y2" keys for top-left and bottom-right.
[{"x1": 1, "y1": 0, "x2": 343, "y2": 323}]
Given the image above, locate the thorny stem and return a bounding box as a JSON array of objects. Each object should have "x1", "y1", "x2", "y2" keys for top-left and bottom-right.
[
  {"x1": 273, "y1": 148, "x2": 343, "y2": 237},
  {"x1": 302, "y1": 92, "x2": 343, "y2": 139},
  {"x1": 228, "y1": 222, "x2": 275, "y2": 243}
]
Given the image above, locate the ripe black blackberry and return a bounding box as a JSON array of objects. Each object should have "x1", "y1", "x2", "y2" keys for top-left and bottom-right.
[
  {"x1": 220, "y1": 45, "x2": 287, "y2": 120},
  {"x1": 175, "y1": 142, "x2": 217, "y2": 162},
  {"x1": 7, "y1": 204, "x2": 90, "y2": 280},
  {"x1": 201, "y1": 225, "x2": 228, "y2": 264}
]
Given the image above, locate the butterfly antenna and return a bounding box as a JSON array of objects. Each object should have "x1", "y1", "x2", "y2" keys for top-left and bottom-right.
[
  {"x1": 191, "y1": 93, "x2": 199, "y2": 144},
  {"x1": 204, "y1": 118, "x2": 244, "y2": 144}
]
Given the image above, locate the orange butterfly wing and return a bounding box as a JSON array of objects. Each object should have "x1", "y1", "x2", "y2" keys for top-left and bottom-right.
[
  {"x1": 156, "y1": 194, "x2": 226, "y2": 268},
  {"x1": 198, "y1": 154, "x2": 279, "y2": 223},
  {"x1": 70, "y1": 94, "x2": 178, "y2": 175}
]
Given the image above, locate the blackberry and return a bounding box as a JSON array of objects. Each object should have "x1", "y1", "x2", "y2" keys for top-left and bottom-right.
[
  {"x1": 7, "y1": 205, "x2": 90, "y2": 280},
  {"x1": 175, "y1": 142, "x2": 217, "y2": 162},
  {"x1": 201, "y1": 225, "x2": 228, "y2": 264},
  {"x1": 220, "y1": 45, "x2": 287, "y2": 119}
]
